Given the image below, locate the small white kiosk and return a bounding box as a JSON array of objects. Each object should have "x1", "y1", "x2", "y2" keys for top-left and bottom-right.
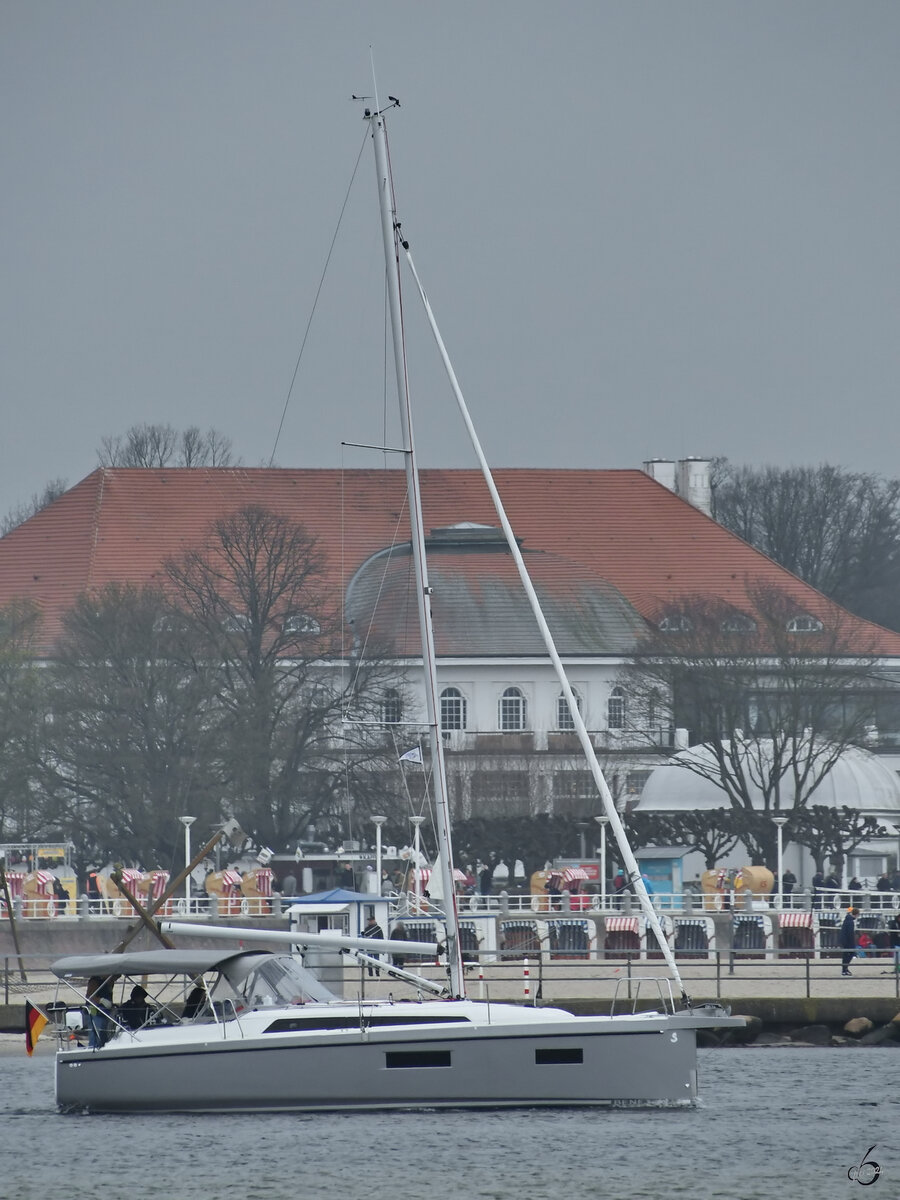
[{"x1": 287, "y1": 888, "x2": 393, "y2": 995}]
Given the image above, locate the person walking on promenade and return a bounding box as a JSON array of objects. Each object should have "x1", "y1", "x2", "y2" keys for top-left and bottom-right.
[
  {"x1": 361, "y1": 914, "x2": 384, "y2": 976},
  {"x1": 841, "y1": 906, "x2": 859, "y2": 977},
  {"x1": 390, "y1": 920, "x2": 409, "y2": 968}
]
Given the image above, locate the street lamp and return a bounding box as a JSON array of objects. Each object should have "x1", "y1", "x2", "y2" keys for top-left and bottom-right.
[
  {"x1": 773, "y1": 816, "x2": 788, "y2": 910},
  {"x1": 372, "y1": 815, "x2": 386, "y2": 895},
  {"x1": 594, "y1": 814, "x2": 610, "y2": 910},
  {"x1": 179, "y1": 816, "x2": 196, "y2": 911},
  {"x1": 410, "y1": 815, "x2": 425, "y2": 904}
]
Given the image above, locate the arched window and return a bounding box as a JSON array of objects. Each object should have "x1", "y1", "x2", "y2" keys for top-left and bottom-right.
[
  {"x1": 787, "y1": 614, "x2": 823, "y2": 633},
  {"x1": 440, "y1": 686, "x2": 467, "y2": 731},
  {"x1": 608, "y1": 686, "x2": 626, "y2": 730},
  {"x1": 381, "y1": 688, "x2": 402, "y2": 724},
  {"x1": 721, "y1": 614, "x2": 756, "y2": 633},
  {"x1": 556, "y1": 690, "x2": 581, "y2": 731},
  {"x1": 499, "y1": 686, "x2": 526, "y2": 731},
  {"x1": 658, "y1": 613, "x2": 692, "y2": 633},
  {"x1": 283, "y1": 612, "x2": 321, "y2": 636}
]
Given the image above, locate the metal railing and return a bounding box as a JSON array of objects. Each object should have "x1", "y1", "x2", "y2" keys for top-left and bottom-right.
[
  {"x1": 6, "y1": 947, "x2": 900, "y2": 1013},
  {"x1": 6, "y1": 884, "x2": 900, "y2": 921}
]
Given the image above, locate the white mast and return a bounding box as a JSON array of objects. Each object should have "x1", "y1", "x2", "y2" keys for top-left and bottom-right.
[{"x1": 367, "y1": 104, "x2": 465, "y2": 998}]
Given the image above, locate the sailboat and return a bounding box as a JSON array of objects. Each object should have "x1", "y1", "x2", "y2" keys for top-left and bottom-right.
[{"x1": 36, "y1": 96, "x2": 742, "y2": 1114}]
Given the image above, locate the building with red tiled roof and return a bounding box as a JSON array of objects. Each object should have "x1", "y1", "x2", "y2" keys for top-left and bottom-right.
[
  {"x1": 2, "y1": 463, "x2": 900, "y2": 823},
  {"x1": 4, "y1": 464, "x2": 900, "y2": 657}
]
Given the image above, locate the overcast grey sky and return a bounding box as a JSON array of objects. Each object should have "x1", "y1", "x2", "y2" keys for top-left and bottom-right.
[{"x1": 2, "y1": 2, "x2": 899, "y2": 521}]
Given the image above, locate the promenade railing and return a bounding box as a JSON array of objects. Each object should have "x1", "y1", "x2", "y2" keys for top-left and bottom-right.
[{"x1": 7, "y1": 948, "x2": 900, "y2": 1011}]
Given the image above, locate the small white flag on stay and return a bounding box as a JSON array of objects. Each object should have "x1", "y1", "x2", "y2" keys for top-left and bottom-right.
[{"x1": 399, "y1": 746, "x2": 423, "y2": 764}]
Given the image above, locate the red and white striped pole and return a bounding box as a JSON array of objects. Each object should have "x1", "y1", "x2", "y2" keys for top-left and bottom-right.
[
  {"x1": 523, "y1": 957, "x2": 530, "y2": 1002},
  {"x1": 478, "y1": 962, "x2": 485, "y2": 1000}
]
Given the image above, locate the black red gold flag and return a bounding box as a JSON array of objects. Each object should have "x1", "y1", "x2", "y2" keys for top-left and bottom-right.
[{"x1": 25, "y1": 1000, "x2": 49, "y2": 1056}]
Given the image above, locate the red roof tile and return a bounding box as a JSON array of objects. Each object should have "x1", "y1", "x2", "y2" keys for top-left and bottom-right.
[{"x1": 2, "y1": 466, "x2": 899, "y2": 657}]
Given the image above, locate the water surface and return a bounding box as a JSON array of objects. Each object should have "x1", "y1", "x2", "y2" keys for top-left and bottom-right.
[{"x1": 0, "y1": 1047, "x2": 896, "y2": 1199}]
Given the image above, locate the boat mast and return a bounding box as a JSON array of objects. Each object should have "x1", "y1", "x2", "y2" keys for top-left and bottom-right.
[{"x1": 367, "y1": 104, "x2": 465, "y2": 999}]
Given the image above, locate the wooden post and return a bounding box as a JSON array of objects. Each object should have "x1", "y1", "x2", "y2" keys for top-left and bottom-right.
[
  {"x1": 110, "y1": 871, "x2": 175, "y2": 950},
  {"x1": 0, "y1": 861, "x2": 27, "y2": 981}
]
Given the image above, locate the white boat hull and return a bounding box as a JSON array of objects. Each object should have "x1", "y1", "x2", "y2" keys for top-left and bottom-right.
[{"x1": 55, "y1": 1002, "x2": 735, "y2": 1112}]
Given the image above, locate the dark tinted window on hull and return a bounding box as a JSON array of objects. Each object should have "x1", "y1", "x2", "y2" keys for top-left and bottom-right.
[
  {"x1": 535, "y1": 1047, "x2": 583, "y2": 1065},
  {"x1": 385, "y1": 1050, "x2": 452, "y2": 1069}
]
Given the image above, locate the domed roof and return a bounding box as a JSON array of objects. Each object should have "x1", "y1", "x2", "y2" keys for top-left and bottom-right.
[
  {"x1": 346, "y1": 528, "x2": 646, "y2": 657},
  {"x1": 637, "y1": 741, "x2": 900, "y2": 814}
]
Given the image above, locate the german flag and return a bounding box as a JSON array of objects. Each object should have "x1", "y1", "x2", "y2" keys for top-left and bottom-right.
[{"x1": 25, "y1": 1000, "x2": 49, "y2": 1056}]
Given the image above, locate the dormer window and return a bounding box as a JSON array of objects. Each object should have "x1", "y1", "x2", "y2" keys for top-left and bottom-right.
[
  {"x1": 222, "y1": 612, "x2": 251, "y2": 633},
  {"x1": 722, "y1": 614, "x2": 756, "y2": 633},
  {"x1": 787, "y1": 614, "x2": 823, "y2": 633},
  {"x1": 283, "y1": 612, "x2": 321, "y2": 636},
  {"x1": 658, "y1": 613, "x2": 692, "y2": 633}
]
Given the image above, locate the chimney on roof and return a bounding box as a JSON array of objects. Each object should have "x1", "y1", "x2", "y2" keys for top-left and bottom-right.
[
  {"x1": 642, "y1": 459, "x2": 676, "y2": 491},
  {"x1": 643, "y1": 456, "x2": 712, "y2": 517},
  {"x1": 676, "y1": 457, "x2": 712, "y2": 516}
]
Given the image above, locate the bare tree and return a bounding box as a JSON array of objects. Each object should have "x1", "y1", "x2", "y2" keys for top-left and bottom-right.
[
  {"x1": 98, "y1": 423, "x2": 237, "y2": 468},
  {"x1": 0, "y1": 601, "x2": 45, "y2": 841},
  {"x1": 179, "y1": 425, "x2": 235, "y2": 467},
  {"x1": 623, "y1": 582, "x2": 891, "y2": 866},
  {"x1": 0, "y1": 477, "x2": 68, "y2": 536},
  {"x1": 165, "y1": 506, "x2": 403, "y2": 851},
  {"x1": 42, "y1": 583, "x2": 224, "y2": 869},
  {"x1": 712, "y1": 462, "x2": 900, "y2": 631}
]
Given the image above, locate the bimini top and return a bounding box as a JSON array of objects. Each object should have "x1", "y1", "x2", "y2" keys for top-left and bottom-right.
[{"x1": 51, "y1": 948, "x2": 271, "y2": 979}]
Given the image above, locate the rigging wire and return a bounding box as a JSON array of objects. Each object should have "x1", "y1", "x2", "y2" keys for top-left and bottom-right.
[{"x1": 268, "y1": 127, "x2": 370, "y2": 467}]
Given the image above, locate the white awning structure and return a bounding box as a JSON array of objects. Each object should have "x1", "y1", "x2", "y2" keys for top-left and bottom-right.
[{"x1": 637, "y1": 742, "x2": 900, "y2": 815}]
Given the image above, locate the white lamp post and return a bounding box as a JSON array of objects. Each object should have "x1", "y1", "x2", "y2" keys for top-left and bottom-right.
[
  {"x1": 372, "y1": 815, "x2": 386, "y2": 895},
  {"x1": 410, "y1": 815, "x2": 425, "y2": 903},
  {"x1": 179, "y1": 816, "x2": 196, "y2": 911},
  {"x1": 594, "y1": 814, "x2": 610, "y2": 910},
  {"x1": 773, "y1": 816, "x2": 788, "y2": 910}
]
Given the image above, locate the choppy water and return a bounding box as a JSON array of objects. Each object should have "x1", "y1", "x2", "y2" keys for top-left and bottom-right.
[{"x1": 0, "y1": 1047, "x2": 896, "y2": 1199}]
